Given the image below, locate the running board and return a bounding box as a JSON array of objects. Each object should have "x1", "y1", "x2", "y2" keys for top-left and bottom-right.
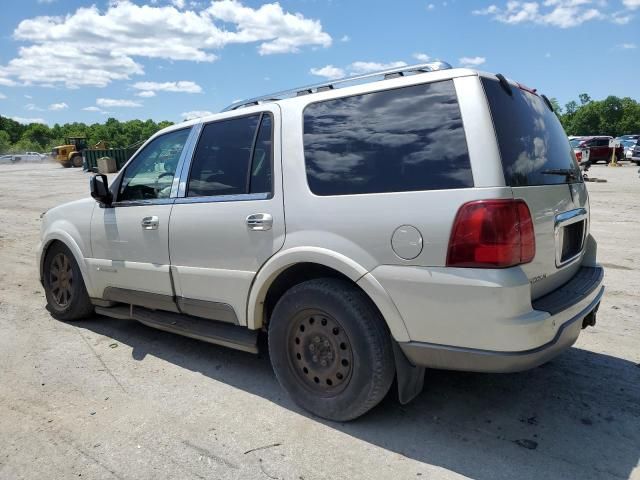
[{"x1": 95, "y1": 305, "x2": 259, "y2": 354}]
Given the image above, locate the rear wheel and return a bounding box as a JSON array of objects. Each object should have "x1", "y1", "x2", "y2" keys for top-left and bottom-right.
[
  {"x1": 268, "y1": 278, "x2": 395, "y2": 421},
  {"x1": 43, "y1": 243, "x2": 94, "y2": 321}
]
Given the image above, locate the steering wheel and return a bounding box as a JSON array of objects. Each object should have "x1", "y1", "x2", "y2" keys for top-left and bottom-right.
[{"x1": 155, "y1": 171, "x2": 174, "y2": 196}]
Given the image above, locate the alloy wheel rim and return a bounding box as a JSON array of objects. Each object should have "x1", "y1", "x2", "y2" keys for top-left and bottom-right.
[
  {"x1": 49, "y1": 253, "x2": 73, "y2": 308},
  {"x1": 287, "y1": 309, "x2": 353, "y2": 395}
]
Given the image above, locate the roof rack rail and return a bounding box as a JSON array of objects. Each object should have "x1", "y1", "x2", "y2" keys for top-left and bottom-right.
[{"x1": 221, "y1": 61, "x2": 452, "y2": 112}]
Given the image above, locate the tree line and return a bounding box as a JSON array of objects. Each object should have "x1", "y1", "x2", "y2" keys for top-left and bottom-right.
[
  {"x1": 0, "y1": 116, "x2": 174, "y2": 154},
  {"x1": 549, "y1": 94, "x2": 640, "y2": 137}
]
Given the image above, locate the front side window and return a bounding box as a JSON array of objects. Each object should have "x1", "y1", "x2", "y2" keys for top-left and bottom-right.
[
  {"x1": 303, "y1": 80, "x2": 473, "y2": 196},
  {"x1": 118, "y1": 128, "x2": 190, "y2": 202},
  {"x1": 187, "y1": 113, "x2": 273, "y2": 197}
]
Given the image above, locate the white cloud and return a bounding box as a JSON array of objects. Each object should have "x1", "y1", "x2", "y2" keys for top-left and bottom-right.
[
  {"x1": 340, "y1": 35, "x2": 350, "y2": 42},
  {"x1": 207, "y1": 0, "x2": 331, "y2": 55},
  {"x1": 0, "y1": 93, "x2": 6, "y2": 100},
  {"x1": 623, "y1": 0, "x2": 640, "y2": 9},
  {"x1": 131, "y1": 80, "x2": 202, "y2": 94},
  {"x1": 10, "y1": 116, "x2": 46, "y2": 124},
  {"x1": 82, "y1": 106, "x2": 101, "y2": 111},
  {"x1": 618, "y1": 43, "x2": 637, "y2": 49},
  {"x1": 172, "y1": 0, "x2": 186, "y2": 8},
  {"x1": 25, "y1": 103, "x2": 44, "y2": 111},
  {"x1": 24, "y1": 94, "x2": 32, "y2": 99},
  {"x1": 310, "y1": 65, "x2": 345, "y2": 79},
  {"x1": 48, "y1": 102, "x2": 68, "y2": 111},
  {"x1": 310, "y1": 60, "x2": 411, "y2": 80},
  {"x1": 427, "y1": 3, "x2": 435, "y2": 10},
  {"x1": 349, "y1": 61, "x2": 407, "y2": 74},
  {"x1": 459, "y1": 56, "x2": 486, "y2": 67},
  {"x1": 181, "y1": 110, "x2": 214, "y2": 120},
  {"x1": 472, "y1": 1, "x2": 605, "y2": 28},
  {"x1": 413, "y1": 52, "x2": 431, "y2": 62},
  {"x1": 0, "y1": 0, "x2": 331, "y2": 88},
  {"x1": 137, "y1": 91, "x2": 156, "y2": 98},
  {"x1": 96, "y1": 98, "x2": 142, "y2": 108}
]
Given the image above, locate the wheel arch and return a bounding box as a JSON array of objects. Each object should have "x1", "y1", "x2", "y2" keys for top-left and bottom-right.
[
  {"x1": 39, "y1": 233, "x2": 95, "y2": 297},
  {"x1": 247, "y1": 247, "x2": 410, "y2": 342}
]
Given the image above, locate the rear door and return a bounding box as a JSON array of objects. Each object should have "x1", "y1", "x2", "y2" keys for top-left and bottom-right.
[
  {"x1": 168, "y1": 106, "x2": 284, "y2": 325},
  {"x1": 482, "y1": 77, "x2": 588, "y2": 299}
]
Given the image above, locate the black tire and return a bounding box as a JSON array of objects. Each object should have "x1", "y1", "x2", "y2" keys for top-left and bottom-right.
[
  {"x1": 71, "y1": 155, "x2": 83, "y2": 168},
  {"x1": 61, "y1": 161, "x2": 71, "y2": 168},
  {"x1": 268, "y1": 278, "x2": 395, "y2": 421},
  {"x1": 43, "y1": 242, "x2": 94, "y2": 321}
]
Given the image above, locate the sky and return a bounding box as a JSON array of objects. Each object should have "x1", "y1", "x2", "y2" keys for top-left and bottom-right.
[{"x1": 0, "y1": 0, "x2": 638, "y2": 126}]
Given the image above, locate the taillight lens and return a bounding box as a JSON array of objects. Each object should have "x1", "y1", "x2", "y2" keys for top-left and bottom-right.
[
  {"x1": 447, "y1": 199, "x2": 535, "y2": 268},
  {"x1": 575, "y1": 151, "x2": 582, "y2": 161}
]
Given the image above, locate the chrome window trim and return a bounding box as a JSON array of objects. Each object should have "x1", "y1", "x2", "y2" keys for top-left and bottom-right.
[
  {"x1": 174, "y1": 192, "x2": 270, "y2": 205},
  {"x1": 109, "y1": 198, "x2": 175, "y2": 208},
  {"x1": 175, "y1": 122, "x2": 203, "y2": 198}
]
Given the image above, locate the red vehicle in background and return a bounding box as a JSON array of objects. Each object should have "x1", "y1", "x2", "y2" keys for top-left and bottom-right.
[{"x1": 570, "y1": 136, "x2": 624, "y2": 164}]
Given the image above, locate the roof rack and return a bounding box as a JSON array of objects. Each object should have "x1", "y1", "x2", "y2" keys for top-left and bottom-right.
[{"x1": 221, "y1": 61, "x2": 453, "y2": 112}]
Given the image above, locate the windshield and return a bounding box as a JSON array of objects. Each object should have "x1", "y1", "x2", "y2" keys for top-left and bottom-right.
[
  {"x1": 569, "y1": 138, "x2": 583, "y2": 148},
  {"x1": 482, "y1": 78, "x2": 582, "y2": 186}
]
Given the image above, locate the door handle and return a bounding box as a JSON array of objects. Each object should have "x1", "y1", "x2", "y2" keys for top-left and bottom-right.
[
  {"x1": 246, "y1": 213, "x2": 273, "y2": 231},
  {"x1": 141, "y1": 216, "x2": 159, "y2": 230}
]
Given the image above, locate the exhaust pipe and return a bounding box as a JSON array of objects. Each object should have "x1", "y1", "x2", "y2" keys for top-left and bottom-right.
[{"x1": 582, "y1": 302, "x2": 600, "y2": 329}]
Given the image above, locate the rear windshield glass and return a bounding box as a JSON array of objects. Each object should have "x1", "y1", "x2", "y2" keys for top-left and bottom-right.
[
  {"x1": 303, "y1": 80, "x2": 473, "y2": 196},
  {"x1": 482, "y1": 78, "x2": 581, "y2": 186}
]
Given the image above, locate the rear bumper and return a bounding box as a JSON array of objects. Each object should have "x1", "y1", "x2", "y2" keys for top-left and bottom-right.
[
  {"x1": 399, "y1": 267, "x2": 604, "y2": 373},
  {"x1": 399, "y1": 281, "x2": 603, "y2": 373}
]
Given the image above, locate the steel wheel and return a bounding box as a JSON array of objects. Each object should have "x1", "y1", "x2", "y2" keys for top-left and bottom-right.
[
  {"x1": 48, "y1": 252, "x2": 74, "y2": 308},
  {"x1": 287, "y1": 309, "x2": 354, "y2": 396}
]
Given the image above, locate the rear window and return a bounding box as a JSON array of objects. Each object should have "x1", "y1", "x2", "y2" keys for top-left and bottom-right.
[
  {"x1": 482, "y1": 78, "x2": 581, "y2": 186},
  {"x1": 303, "y1": 80, "x2": 473, "y2": 196}
]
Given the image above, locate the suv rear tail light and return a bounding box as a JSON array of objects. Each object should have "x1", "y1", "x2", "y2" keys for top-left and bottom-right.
[
  {"x1": 575, "y1": 151, "x2": 582, "y2": 161},
  {"x1": 447, "y1": 199, "x2": 535, "y2": 268}
]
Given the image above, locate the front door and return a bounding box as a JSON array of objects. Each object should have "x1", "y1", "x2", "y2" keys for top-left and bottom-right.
[
  {"x1": 169, "y1": 108, "x2": 285, "y2": 325},
  {"x1": 89, "y1": 127, "x2": 192, "y2": 309}
]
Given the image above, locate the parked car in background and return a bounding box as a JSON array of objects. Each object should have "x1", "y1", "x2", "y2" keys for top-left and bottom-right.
[
  {"x1": 632, "y1": 141, "x2": 640, "y2": 165},
  {"x1": 572, "y1": 136, "x2": 623, "y2": 164},
  {"x1": 619, "y1": 138, "x2": 638, "y2": 162}
]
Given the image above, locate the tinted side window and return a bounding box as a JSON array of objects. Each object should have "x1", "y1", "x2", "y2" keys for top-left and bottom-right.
[
  {"x1": 303, "y1": 80, "x2": 473, "y2": 196},
  {"x1": 187, "y1": 115, "x2": 260, "y2": 197},
  {"x1": 119, "y1": 128, "x2": 190, "y2": 202}
]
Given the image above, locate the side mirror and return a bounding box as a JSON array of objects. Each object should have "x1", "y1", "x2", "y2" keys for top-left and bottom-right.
[{"x1": 90, "y1": 174, "x2": 113, "y2": 206}]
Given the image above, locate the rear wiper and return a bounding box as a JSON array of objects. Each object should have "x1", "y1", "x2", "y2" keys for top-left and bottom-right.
[{"x1": 540, "y1": 168, "x2": 580, "y2": 180}]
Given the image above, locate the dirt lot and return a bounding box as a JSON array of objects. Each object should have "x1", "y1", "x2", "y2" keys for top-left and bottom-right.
[{"x1": 0, "y1": 161, "x2": 638, "y2": 480}]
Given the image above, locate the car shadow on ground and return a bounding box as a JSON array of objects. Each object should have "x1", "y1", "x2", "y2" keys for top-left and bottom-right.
[{"x1": 77, "y1": 316, "x2": 640, "y2": 480}]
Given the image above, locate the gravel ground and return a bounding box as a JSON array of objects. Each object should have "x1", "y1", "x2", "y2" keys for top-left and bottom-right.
[{"x1": 0, "y1": 161, "x2": 638, "y2": 480}]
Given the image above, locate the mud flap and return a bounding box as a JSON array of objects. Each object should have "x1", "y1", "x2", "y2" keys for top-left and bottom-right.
[{"x1": 392, "y1": 341, "x2": 425, "y2": 405}]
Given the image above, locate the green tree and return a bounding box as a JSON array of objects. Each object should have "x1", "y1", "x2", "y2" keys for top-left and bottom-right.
[
  {"x1": 0, "y1": 130, "x2": 11, "y2": 154},
  {"x1": 579, "y1": 93, "x2": 592, "y2": 106}
]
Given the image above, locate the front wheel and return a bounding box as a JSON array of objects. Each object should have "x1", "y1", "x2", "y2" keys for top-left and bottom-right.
[
  {"x1": 43, "y1": 243, "x2": 94, "y2": 321},
  {"x1": 268, "y1": 278, "x2": 395, "y2": 421},
  {"x1": 71, "y1": 155, "x2": 83, "y2": 168}
]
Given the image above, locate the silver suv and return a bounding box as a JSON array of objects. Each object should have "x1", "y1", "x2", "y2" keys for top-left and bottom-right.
[{"x1": 38, "y1": 63, "x2": 604, "y2": 421}]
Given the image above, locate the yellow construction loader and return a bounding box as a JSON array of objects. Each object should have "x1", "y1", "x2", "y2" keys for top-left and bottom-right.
[{"x1": 51, "y1": 137, "x2": 108, "y2": 168}]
